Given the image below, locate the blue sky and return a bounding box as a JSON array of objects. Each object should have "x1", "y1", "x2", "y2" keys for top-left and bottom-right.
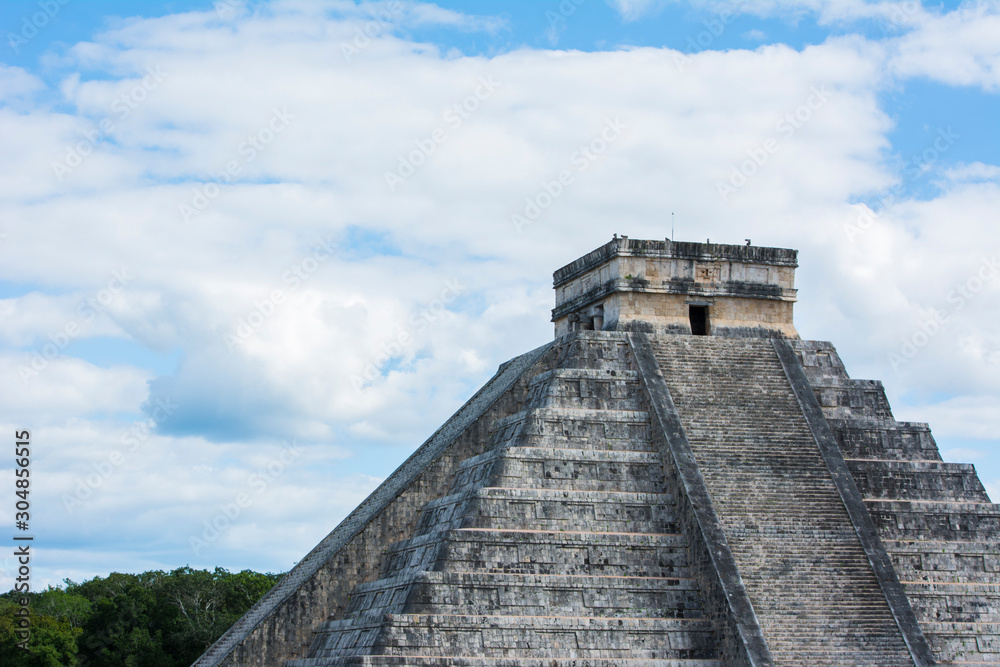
[{"x1": 1, "y1": 0, "x2": 999, "y2": 587}]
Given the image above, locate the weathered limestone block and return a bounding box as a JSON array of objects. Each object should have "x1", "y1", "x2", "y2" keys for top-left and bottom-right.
[
  {"x1": 848, "y1": 460, "x2": 990, "y2": 502},
  {"x1": 379, "y1": 530, "x2": 692, "y2": 579}
]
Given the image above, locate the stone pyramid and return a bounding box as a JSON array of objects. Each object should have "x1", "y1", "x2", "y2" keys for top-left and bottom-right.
[{"x1": 195, "y1": 237, "x2": 1000, "y2": 666}]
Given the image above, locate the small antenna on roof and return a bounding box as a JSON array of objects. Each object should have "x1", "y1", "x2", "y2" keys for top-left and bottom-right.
[{"x1": 671, "y1": 212, "x2": 674, "y2": 241}]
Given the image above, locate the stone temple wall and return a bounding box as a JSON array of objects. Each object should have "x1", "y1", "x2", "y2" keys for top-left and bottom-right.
[
  {"x1": 604, "y1": 292, "x2": 797, "y2": 339},
  {"x1": 551, "y1": 237, "x2": 799, "y2": 339}
]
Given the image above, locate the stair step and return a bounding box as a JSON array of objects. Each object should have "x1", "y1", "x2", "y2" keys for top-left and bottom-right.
[
  {"x1": 489, "y1": 408, "x2": 654, "y2": 452},
  {"x1": 290, "y1": 658, "x2": 724, "y2": 667},
  {"x1": 450, "y1": 446, "x2": 666, "y2": 494},
  {"x1": 304, "y1": 614, "x2": 718, "y2": 662},
  {"x1": 652, "y1": 336, "x2": 912, "y2": 660},
  {"x1": 415, "y1": 487, "x2": 678, "y2": 535},
  {"x1": 343, "y1": 571, "x2": 707, "y2": 619},
  {"x1": 380, "y1": 528, "x2": 690, "y2": 578}
]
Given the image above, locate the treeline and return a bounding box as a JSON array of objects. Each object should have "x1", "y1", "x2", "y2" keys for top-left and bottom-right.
[{"x1": 0, "y1": 567, "x2": 283, "y2": 666}]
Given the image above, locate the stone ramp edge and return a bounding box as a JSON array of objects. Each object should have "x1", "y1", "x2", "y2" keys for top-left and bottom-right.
[
  {"x1": 192, "y1": 340, "x2": 556, "y2": 667},
  {"x1": 626, "y1": 332, "x2": 773, "y2": 667},
  {"x1": 773, "y1": 338, "x2": 935, "y2": 667}
]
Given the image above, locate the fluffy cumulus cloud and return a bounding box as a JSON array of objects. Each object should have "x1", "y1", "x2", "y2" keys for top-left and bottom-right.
[
  {"x1": 1, "y1": 0, "x2": 999, "y2": 585},
  {"x1": 888, "y1": 2, "x2": 1000, "y2": 89},
  {"x1": 610, "y1": 0, "x2": 1000, "y2": 91}
]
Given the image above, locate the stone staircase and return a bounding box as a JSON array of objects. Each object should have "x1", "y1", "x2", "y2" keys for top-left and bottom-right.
[
  {"x1": 793, "y1": 340, "x2": 1000, "y2": 664},
  {"x1": 652, "y1": 336, "x2": 914, "y2": 666},
  {"x1": 286, "y1": 335, "x2": 723, "y2": 666}
]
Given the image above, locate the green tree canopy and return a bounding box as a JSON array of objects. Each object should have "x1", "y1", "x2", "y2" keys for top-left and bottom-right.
[{"x1": 1, "y1": 567, "x2": 283, "y2": 666}]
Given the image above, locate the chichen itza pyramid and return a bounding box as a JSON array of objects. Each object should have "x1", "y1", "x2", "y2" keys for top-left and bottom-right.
[{"x1": 196, "y1": 237, "x2": 1000, "y2": 666}]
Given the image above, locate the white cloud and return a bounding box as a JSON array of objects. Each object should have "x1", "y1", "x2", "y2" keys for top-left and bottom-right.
[
  {"x1": 607, "y1": 0, "x2": 930, "y2": 26},
  {"x1": 1, "y1": 0, "x2": 998, "y2": 584},
  {"x1": 4, "y1": 17, "x2": 900, "y2": 445},
  {"x1": 0, "y1": 64, "x2": 43, "y2": 103},
  {"x1": 941, "y1": 446, "x2": 987, "y2": 461},
  {"x1": 888, "y1": 2, "x2": 1000, "y2": 90},
  {"x1": 944, "y1": 161, "x2": 1000, "y2": 183},
  {"x1": 901, "y1": 396, "x2": 1000, "y2": 441},
  {"x1": 0, "y1": 286, "x2": 133, "y2": 346},
  {"x1": 0, "y1": 415, "x2": 365, "y2": 589},
  {"x1": 607, "y1": 1, "x2": 1000, "y2": 90},
  {"x1": 402, "y1": 1, "x2": 507, "y2": 31},
  {"x1": 0, "y1": 355, "x2": 150, "y2": 420}
]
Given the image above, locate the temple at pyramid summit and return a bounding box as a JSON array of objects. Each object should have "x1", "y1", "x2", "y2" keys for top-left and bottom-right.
[{"x1": 195, "y1": 236, "x2": 1000, "y2": 666}]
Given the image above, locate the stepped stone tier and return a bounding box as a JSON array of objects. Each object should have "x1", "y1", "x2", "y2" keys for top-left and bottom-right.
[{"x1": 195, "y1": 237, "x2": 999, "y2": 667}]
